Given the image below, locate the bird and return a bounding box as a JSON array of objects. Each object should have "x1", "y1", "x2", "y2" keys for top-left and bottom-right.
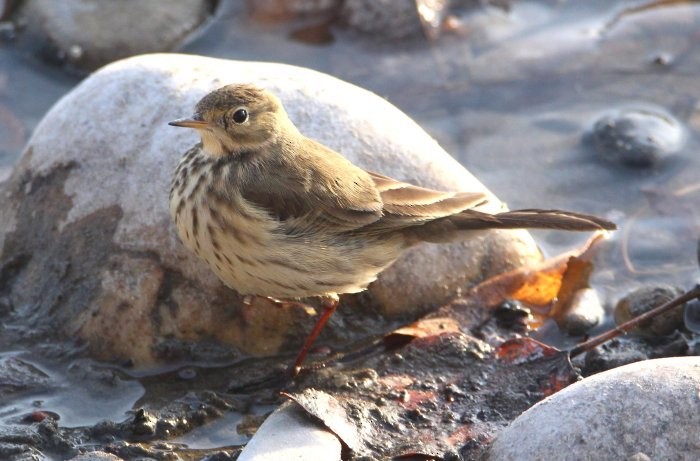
[{"x1": 168, "y1": 84, "x2": 616, "y2": 373}]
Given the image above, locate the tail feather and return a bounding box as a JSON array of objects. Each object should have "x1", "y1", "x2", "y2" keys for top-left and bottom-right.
[
  {"x1": 453, "y1": 208, "x2": 617, "y2": 231},
  {"x1": 404, "y1": 208, "x2": 616, "y2": 245}
]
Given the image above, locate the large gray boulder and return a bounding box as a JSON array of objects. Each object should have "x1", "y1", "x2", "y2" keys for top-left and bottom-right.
[
  {"x1": 0, "y1": 53, "x2": 540, "y2": 366},
  {"x1": 486, "y1": 357, "x2": 700, "y2": 461}
]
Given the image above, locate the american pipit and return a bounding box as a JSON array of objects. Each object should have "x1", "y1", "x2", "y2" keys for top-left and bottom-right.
[{"x1": 169, "y1": 84, "x2": 615, "y2": 372}]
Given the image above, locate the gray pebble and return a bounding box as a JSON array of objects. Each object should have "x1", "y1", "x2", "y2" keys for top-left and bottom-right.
[
  {"x1": 587, "y1": 107, "x2": 684, "y2": 168},
  {"x1": 614, "y1": 285, "x2": 685, "y2": 336}
]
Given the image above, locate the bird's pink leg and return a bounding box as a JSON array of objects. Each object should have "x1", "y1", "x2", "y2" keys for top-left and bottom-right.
[
  {"x1": 251, "y1": 295, "x2": 339, "y2": 375},
  {"x1": 291, "y1": 297, "x2": 339, "y2": 374}
]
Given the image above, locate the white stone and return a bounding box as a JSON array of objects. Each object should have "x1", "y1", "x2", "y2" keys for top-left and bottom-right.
[{"x1": 486, "y1": 357, "x2": 700, "y2": 461}]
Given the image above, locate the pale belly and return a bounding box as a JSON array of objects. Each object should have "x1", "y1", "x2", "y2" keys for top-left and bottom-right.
[{"x1": 170, "y1": 187, "x2": 404, "y2": 299}]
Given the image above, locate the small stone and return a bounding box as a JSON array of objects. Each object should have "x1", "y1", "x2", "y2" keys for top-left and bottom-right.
[
  {"x1": 614, "y1": 285, "x2": 685, "y2": 337},
  {"x1": 558, "y1": 288, "x2": 604, "y2": 336},
  {"x1": 340, "y1": 0, "x2": 424, "y2": 40},
  {"x1": 586, "y1": 107, "x2": 685, "y2": 168},
  {"x1": 683, "y1": 299, "x2": 700, "y2": 334},
  {"x1": 494, "y1": 299, "x2": 531, "y2": 332},
  {"x1": 177, "y1": 367, "x2": 197, "y2": 380},
  {"x1": 649, "y1": 52, "x2": 673, "y2": 68},
  {"x1": 131, "y1": 409, "x2": 158, "y2": 436}
]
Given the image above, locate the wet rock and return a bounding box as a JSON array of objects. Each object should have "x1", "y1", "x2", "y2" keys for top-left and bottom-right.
[
  {"x1": 494, "y1": 300, "x2": 531, "y2": 333},
  {"x1": 340, "y1": 0, "x2": 425, "y2": 39},
  {"x1": 0, "y1": 53, "x2": 543, "y2": 366},
  {"x1": 614, "y1": 285, "x2": 685, "y2": 337},
  {"x1": 238, "y1": 401, "x2": 341, "y2": 461},
  {"x1": 683, "y1": 299, "x2": 700, "y2": 334},
  {"x1": 14, "y1": 0, "x2": 212, "y2": 73},
  {"x1": 248, "y1": 0, "x2": 342, "y2": 19},
  {"x1": 486, "y1": 357, "x2": 700, "y2": 461},
  {"x1": 0, "y1": 442, "x2": 44, "y2": 460},
  {"x1": 557, "y1": 288, "x2": 604, "y2": 336},
  {"x1": 586, "y1": 107, "x2": 685, "y2": 168},
  {"x1": 0, "y1": 355, "x2": 51, "y2": 398},
  {"x1": 0, "y1": 418, "x2": 76, "y2": 459},
  {"x1": 581, "y1": 333, "x2": 689, "y2": 376}
]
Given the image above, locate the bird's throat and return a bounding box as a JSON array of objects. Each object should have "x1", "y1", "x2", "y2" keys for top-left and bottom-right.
[{"x1": 200, "y1": 131, "x2": 234, "y2": 157}]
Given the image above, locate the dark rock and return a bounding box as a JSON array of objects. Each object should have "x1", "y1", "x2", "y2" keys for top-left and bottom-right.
[
  {"x1": 582, "y1": 334, "x2": 689, "y2": 376},
  {"x1": 340, "y1": 0, "x2": 424, "y2": 40},
  {"x1": 614, "y1": 285, "x2": 685, "y2": 336},
  {"x1": 586, "y1": 107, "x2": 685, "y2": 168},
  {"x1": 683, "y1": 299, "x2": 700, "y2": 334}
]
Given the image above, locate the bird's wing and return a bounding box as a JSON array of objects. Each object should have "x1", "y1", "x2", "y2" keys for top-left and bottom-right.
[
  {"x1": 238, "y1": 138, "x2": 488, "y2": 235},
  {"x1": 238, "y1": 138, "x2": 384, "y2": 233},
  {"x1": 367, "y1": 171, "x2": 488, "y2": 229}
]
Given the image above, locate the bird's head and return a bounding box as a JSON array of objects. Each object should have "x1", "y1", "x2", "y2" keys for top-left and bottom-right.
[{"x1": 169, "y1": 84, "x2": 295, "y2": 157}]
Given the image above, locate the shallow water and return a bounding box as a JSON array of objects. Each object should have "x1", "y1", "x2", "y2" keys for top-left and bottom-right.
[{"x1": 1, "y1": 0, "x2": 699, "y2": 455}]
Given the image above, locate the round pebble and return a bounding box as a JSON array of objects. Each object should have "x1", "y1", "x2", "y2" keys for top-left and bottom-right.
[
  {"x1": 587, "y1": 107, "x2": 685, "y2": 168},
  {"x1": 614, "y1": 285, "x2": 685, "y2": 336},
  {"x1": 557, "y1": 288, "x2": 604, "y2": 336},
  {"x1": 683, "y1": 299, "x2": 700, "y2": 334},
  {"x1": 340, "y1": 0, "x2": 423, "y2": 39}
]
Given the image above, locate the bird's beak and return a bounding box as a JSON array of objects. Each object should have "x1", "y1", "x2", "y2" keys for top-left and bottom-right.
[{"x1": 169, "y1": 117, "x2": 209, "y2": 129}]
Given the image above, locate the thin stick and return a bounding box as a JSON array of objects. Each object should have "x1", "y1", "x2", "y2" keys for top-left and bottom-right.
[{"x1": 569, "y1": 284, "x2": 700, "y2": 358}]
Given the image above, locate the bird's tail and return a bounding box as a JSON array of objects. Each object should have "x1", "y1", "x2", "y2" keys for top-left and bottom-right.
[
  {"x1": 452, "y1": 208, "x2": 617, "y2": 231},
  {"x1": 409, "y1": 208, "x2": 616, "y2": 244}
]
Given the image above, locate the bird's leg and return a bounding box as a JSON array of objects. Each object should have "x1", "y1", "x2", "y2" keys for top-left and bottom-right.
[
  {"x1": 291, "y1": 295, "x2": 339, "y2": 375},
  {"x1": 245, "y1": 295, "x2": 339, "y2": 376}
]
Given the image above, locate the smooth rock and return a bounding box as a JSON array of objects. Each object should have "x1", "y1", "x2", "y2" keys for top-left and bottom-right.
[
  {"x1": 340, "y1": 0, "x2": 424, "y2": 39},
  {"x1": 556, "y1": 287, "x2": 604, "y2": 336},
  {"x1": 683, "y1": 299, "x2": 700, "y2": 334},
  {"x1": 238, "y1": 401, "x2": 341, "y2": 461},
  {"x1": 486, "y1": 357, "x2": 700, "y2": 461},
  {"x1": 0, "y1": 53, "x2": 542, "y2": 366},
  {"x1": 15, "y1": 0, "x2": 211, "y2": 72},
  {"x1": 586, "y1": 107, "x2": 685, "y2": 168},
  {"x1": 614, "y1": 285, "x2": 685, "y2": 337}
]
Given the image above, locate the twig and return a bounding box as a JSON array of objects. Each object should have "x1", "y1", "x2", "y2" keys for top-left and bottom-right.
[{"x1": 569, "y1": 284, "x2": 700, "y2": 358}]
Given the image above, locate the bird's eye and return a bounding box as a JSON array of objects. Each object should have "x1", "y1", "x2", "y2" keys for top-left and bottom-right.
[{"x1": 232, "y1": 109, "x2": 248, "y2": 124}]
